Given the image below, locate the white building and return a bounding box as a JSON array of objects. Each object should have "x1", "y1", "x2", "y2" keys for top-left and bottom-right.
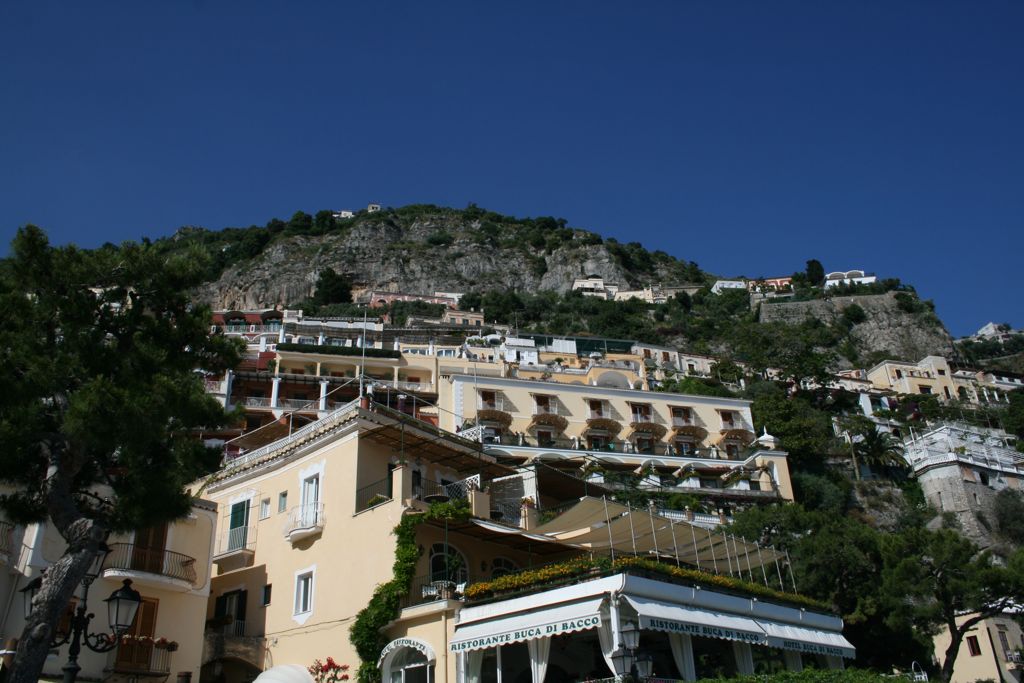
[
  {"x1": 823, "y1": 270, "x2": 877, "y2": 288},
  {"x1": 710, "y1": 280, "x2": 747, "y2": 295}
]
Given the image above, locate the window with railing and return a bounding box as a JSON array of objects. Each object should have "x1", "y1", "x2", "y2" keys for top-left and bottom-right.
[
  {"x1": 630, "y1": 403, "x2": 652, "y2": 422},
  {"x1": 671, "y1": 406, "x2": 693, "y2": 426}
]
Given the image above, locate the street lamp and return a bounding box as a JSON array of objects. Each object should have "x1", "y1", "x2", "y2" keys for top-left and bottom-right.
[
  {"x1": 20, "y1": 545, "x2": 142, "y2": 683},
  {"x1": 610, "y1": 620, "x2": 654, "y2": 681}
]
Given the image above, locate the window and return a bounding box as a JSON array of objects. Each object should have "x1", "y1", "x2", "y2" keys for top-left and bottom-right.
[
  {"x1": 536, "y1": 430, "x2": 554, "y2": 448},
  {"x1": 535, "y1": 395, "x2": 553, "y2": 415},
  {"x1": 259, "y1": 498, "x2": 271, "y2": 520},
  {"x1": 675, "y1": 439, "x2": 696, "y2": 456},
  {"x1": 720, "y1": 411, "x2": 735, "y2": 427},
  {"x1": 630, "y1": 403, "x2": 651, "y2": 422},
  {"x1": 895, "y1": 369, "x2": 903, "y2": 379},
  {"x1": 429, "y1": 544, "x2": 468, "y2": 583},
  {"x1": 480, "y1": 390, "x2": 497, "y2": 409},
  {"x1": 998, "y1": 629, "x2": 1010, "y2": 654},
  {"x1": 671, "y1": 406, "x2": 692, "y2": 425},
  {"x1": 262, "y1": 584, "x2": 272, "y2": 606},
  {"x1": 966, "y1": 635, "x2": 981, "y2": 657},
  {"x1": 588, "y1": 400, "x2": 604, "y2": 418},
  {"x1": 938, "y1": 369, "x2": 946, "y2": 376},
  {"x1": 491, "y1": 557, "x2": 518, "y2": 579},
  {"x1": 919, "y1": 385, "x2": 932, "y2": 395},
  {"x1": 278, "y1": 491, "x2": 288, "y2": 513},
  {"x1": 295, "y1": 572, "x2": 314, "y2": 615}
]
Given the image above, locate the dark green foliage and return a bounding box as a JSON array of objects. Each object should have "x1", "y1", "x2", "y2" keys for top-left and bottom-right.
[
  {"x1": 1003, "y1": 390, "x2": 1024, "y2": 438},
  {"x1": 882, "y1": 528, "x2": 1024, "y2": 680},
  {"x1": 749, "y1": 390, "x2": 840, "y2": 469},
  {"x1": 276, "y1": 343, "x2": 401, "y2": 359},
  {"x1": 695, "y1": 670, "x2": 921, "y2": 683},
  {"x1": 657, "y1": 375, "x2": 738, "y2": 398},
  {"x1": 805, "y1": 259, "x2": 825, "y2": 285},
  {"x1": 0, "y1": 226, "x2": 244, "y2": 682},
  {"x1": 993, "y1": 488, "x2": 1024, "y2": 544},
  {"x1": 312, "y1": 267, "x2": 352, "y2": 306},
  {"x1": 841, "y1": 303, "x2": 867, "y2": 326},
  {"x1": 425, "y1": 231, "x2": 454, "y2": 247},
  {"x1": 791, "y1": 472, "x2": 851, "y2": 514}
]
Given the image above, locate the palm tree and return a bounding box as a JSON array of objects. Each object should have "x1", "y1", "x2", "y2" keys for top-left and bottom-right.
[{"x1": 854, "y1": 427, "x2": 906, "y2": 473}]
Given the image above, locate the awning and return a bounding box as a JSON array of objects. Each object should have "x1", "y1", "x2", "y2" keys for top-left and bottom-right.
[
  {"x1": 450, "y1": 597, "x2": 604, "y2": 653},
  {"x1": 624, "y1": 596, "x2": 767, "y2": 645},
  {"x1": 757, "y1": 620, "x2": 856, "y2": 659}
]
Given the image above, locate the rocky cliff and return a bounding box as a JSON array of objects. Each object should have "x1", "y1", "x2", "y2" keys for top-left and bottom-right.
[
  {"x1": 758, "y1": 292, "x2": 955, "y2": 364},
  {"x1": 191, "y1": 208, "x2": 698, "y2": 310}
]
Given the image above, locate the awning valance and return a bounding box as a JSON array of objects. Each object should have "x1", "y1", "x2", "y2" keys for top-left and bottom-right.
[
  {"x1": 450, "y1": 597, "x2": 604, "y2": 652},
  {"x1": 624, "y1": 596, "x2": 766, "y2": 645},
  {"x1": 757, "y1": 620, "x2": 856, "y2": 659}
]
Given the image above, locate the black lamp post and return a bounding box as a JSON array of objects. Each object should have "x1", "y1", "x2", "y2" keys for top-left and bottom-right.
[
  {"x1": 20, "y1": 546, "x2": 142, "y2": 683},
  {"x1": 610, "y1": 620, "x2": 655, "y2": 682}
]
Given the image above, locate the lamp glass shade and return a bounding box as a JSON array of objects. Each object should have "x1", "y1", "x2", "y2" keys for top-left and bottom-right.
[
  {"x1": 105, "y1": 579, "x2": 142, "y2": 634},
  {"x1": 610, "y1": 648, "x2": 630, "y2": 677},
  {"x1": 85, "y1": 543, "x2": 111, "y2": 579},
  {"x1": 621, "y1": 619, "x2": 640, "y2": 650},
  {"x1": 636, "y1": 651, "x2": 654, "y2": 678}
]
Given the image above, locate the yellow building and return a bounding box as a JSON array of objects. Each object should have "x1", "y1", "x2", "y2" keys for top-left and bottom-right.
[
  {"x1": 933, "y1": 612, "x2": 1023, "y2": 683},
  {"x1": 199, "y1": 399, "x2": 848, "y2": 682},
  {"x1": 0, "y1": 500, "x2": 217, "y2": 682},
  {"x1": 866, "y1": 356, "x2": 962, "y2": 402},
  {"x1": 436, "y1": 375, "x2": 794, "y2": 510}
]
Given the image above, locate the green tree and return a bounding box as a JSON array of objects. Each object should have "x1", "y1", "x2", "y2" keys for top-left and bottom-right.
[
  {"x1": 0, "y1": 227, "x2": 242, "y2": 683},
  {"x1": 1003, "y1": 389, "x2": 1024, "y2": 439},
  {"x1": 805, "y1": 259, "x2": 825, "y2": 286},
  {"x1": 750, "y1": 390, "x2": 838, "y2": 469},
  {"x1": 312, "y1": 267, "x2": 353, "y2": 306},
  {"x1": 853, "y1": 426, "x2": 905, "y2": 471},
  {"x1": 882, "y1": 527, "x2": 1024, "y2": 682}
]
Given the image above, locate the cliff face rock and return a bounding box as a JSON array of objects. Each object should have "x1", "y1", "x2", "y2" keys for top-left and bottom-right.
[
  {"x1": 194, "y1": 213, "x2": 687, "y2": 310},
  {"x1": 758, "y1": 292, "x2": 955, "y2": 364}
]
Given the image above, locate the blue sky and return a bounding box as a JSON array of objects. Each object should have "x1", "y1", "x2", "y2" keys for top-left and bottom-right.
[{"x1": 1, "y1": 2, "x2": 1021, "y2": 337}]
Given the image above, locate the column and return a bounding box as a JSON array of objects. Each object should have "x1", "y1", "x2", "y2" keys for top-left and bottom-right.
[
  {"x1": 278, "y1": 327, "x2": 286, "y2": 343},
  {"x1": 319, "y1": 380, "x2": 329, "y2": 411},
  {"x1": 783, "y1": 650, "x2": 803, "y2": 672},
  {"x1": 270, "y1": 377, "x2": 281, "y2": 408},
  {"x1": 732, "y1": 643, "x2": 755, "y2": 676},
  {"x1": 223, "y1": 370, "x2": 234, "y2": 408}
]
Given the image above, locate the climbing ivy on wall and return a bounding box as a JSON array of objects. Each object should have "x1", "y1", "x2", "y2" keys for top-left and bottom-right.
[{"x1": 349, "y1": 500, "x2": 471, "y2": 683}]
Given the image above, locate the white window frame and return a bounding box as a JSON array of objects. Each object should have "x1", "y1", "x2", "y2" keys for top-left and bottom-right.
[
  {"x1": 293, "y1": 564, "x2": 316, "y2": 624},
  {"x1": 278, "y1": 491, "x2": 288, "y2": 513},
  {"x1": 259, "y1": 498, "x2": 271, "y2": 520}
]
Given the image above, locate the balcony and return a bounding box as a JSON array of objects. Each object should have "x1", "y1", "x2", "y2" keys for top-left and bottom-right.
[
  {"x1": 101, "y1": 543, "x2": 198, "y2": 592},
  {"x1": 284, "y1": 502, "x2": 325, "y2": 544},
  {"x1": 213, "y1": 525, "x2": 257, "y2": 571},
  {"x1": 106, "y1": 643, "x2": 172, "y2": 678},
  {"x1": 356, "y1": 478, "x2": 394, "y2": 512}
]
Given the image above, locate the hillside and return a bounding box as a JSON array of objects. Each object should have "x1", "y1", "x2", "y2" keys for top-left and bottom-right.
[
  {"x1": 153, "y1": 203, "x2": 955, "y2": 365},
  {"x1": 175, "y1": 204, "x2": 704, "y2": 310}
]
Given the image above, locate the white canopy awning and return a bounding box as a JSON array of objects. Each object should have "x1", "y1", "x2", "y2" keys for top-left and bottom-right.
[
  {"x1": 450, "y1": 597, "x2": 604, "y2": 653},
  {"x1": 624, "y1": 595, "x2": 767, "y2": 645},
  {"x1": 757, "y1": 620, "x2": 856, "y2": 659}
]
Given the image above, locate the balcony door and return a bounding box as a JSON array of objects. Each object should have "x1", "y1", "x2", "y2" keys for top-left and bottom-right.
[
  {"x1": 133, "y1": 523, "x2": 167, "y2": 574},
  {"x1": 114, "y1": 597, "x2": 158, "y2": 670},
  {"x1": 301, "y1": 475, "x2": 320, "y2": 526},
  {"x1": 228, "y1": 501, "x2": 250, "y2": 551}
]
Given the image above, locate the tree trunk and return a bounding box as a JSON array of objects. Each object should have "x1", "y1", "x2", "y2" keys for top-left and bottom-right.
[
  {"x1": 940, "y1": 620, "x2": 968, "y2": 683},
  {"x1": 9, "y1": 542, "x2": 104, "y2": 683}
]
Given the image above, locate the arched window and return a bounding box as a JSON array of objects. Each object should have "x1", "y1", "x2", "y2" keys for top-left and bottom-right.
[
  {"x1": 491, "y1": 557, "x2": 518, "y2": 579},
  {"x1": 428, "y1": 544, "x2": 468, "y2": 583}
]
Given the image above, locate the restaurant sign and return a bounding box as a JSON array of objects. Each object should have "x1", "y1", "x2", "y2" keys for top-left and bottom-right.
[
  {"x1": 640, "y1": 616, "x2": 767, "y2": 645},
  {"x1": 450, "y1": 615, "x2": 601, "y2": 652},
  {"x1": 767, "y1": 637, "x2": 849, "y2": 658}
]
